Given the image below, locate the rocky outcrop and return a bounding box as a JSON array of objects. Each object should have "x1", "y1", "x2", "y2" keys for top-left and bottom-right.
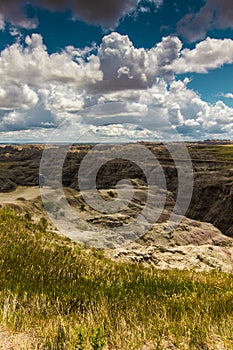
[
  {"x1": 107, "y1": 216, "x2": 233, "y2": 272},
  {"x1": 187, "y1": 170, "x2": 233, "y2": 237},
  {"x1": 138, "y1": 217, "x2": 233, "y2": 247},
  {"x1": 42, "y1": 186, "x2": 233, "y2": 272},
  {"x1": 109, "y1": 244, "x2": 233, "y2": 272},
  {"x1": 0, "y1": 169, "x2": 17, "y2": 192},
  {"x1": 0, "y1": 145, "x2": 42, "y2": 188}
]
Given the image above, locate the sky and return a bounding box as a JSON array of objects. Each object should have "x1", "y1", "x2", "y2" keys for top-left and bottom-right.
[{"x1": 0, "y1": 0, "x2": 233, "y2": 142}]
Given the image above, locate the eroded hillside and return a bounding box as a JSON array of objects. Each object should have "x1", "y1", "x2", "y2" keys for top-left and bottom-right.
[{"x1": 1, "y1": 142, "x2": 233, "y2": 237}]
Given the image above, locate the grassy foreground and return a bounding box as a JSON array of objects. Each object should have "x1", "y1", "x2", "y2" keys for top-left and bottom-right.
[{"x1": 0, "y1": 208, "x2": 232, "y2": 349}]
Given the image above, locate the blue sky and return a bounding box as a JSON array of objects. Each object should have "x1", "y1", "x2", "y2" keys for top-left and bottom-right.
[{"x1": 0, "y1": 0, "x2": 233, "y2": 142}]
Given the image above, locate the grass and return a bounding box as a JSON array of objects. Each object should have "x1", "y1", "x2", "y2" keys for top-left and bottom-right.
[
  {"x1": 0, "y1": 207, "x2": 232, "y2": 349},
  {"x1": 188, "y1": 145, "x2": 233, "y2": 163}
]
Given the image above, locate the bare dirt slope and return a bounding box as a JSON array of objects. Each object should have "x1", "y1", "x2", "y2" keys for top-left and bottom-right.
[{"x1": 0, "y1": 186, "x2": 41, "y2": 202}]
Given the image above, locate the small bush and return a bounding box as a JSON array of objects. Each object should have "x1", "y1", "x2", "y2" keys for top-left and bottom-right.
[
  {"x1": 74, "y1": 326, "x2": 87, "y2": 350},
  {"x1": 90, "y1": 325, "x2": 106, "y2": 350},
  {"x1": 38, "y1": 217, "x2": 48, "y2": 231},
  {"x1": 24, "y1": 211, "x2": 32, "y2": 221},
  {"x1": 108, "y1": 190, "x2": 115, "y2": 198},
  {"x1": 80, "y1": 203, "x2": 85, "y2": 211}
]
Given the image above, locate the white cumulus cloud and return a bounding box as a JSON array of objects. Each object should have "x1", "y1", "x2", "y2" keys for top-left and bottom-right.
[
  {"x1": 0, "y1": 85, "x2": 38, "y2": 110},
  {"x1": 0, "y1": 33, "x2": 233, "y2": 141},
  {"x1": 170, "y1": 37, "x2": 233, "y2": 74},
  {"x1": 0, "y1": 34, "x2": 102, "y2": 88},
  {"x1": 96, "y1": 33, "x2": 181, "y2": 90}
]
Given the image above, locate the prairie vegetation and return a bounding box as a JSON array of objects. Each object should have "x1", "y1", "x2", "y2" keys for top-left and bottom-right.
[{"x1": 0, "y1": 208, "x2": 233, "y2": 349}]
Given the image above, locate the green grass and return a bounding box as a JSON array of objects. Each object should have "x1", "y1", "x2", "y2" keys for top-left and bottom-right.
[
  {"x1": 188, "y1": 145, "x2": 233, "y2": 163},
  {"x1": 0, "y1": 208, "x2": 233, "y2": 349}
]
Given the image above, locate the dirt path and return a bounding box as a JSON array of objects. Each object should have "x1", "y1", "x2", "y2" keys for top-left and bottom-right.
[
  {"x1": 0, "y1": 186, "x2": 59, "y2": 224},
  {"x1": 0, "y1": 186, "x2": 42, "y2": 202}
]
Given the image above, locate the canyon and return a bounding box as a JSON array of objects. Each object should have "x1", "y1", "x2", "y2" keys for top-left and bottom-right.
[{"x1": 0, "y1": 142, "x2": 233, "y2": 271}]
